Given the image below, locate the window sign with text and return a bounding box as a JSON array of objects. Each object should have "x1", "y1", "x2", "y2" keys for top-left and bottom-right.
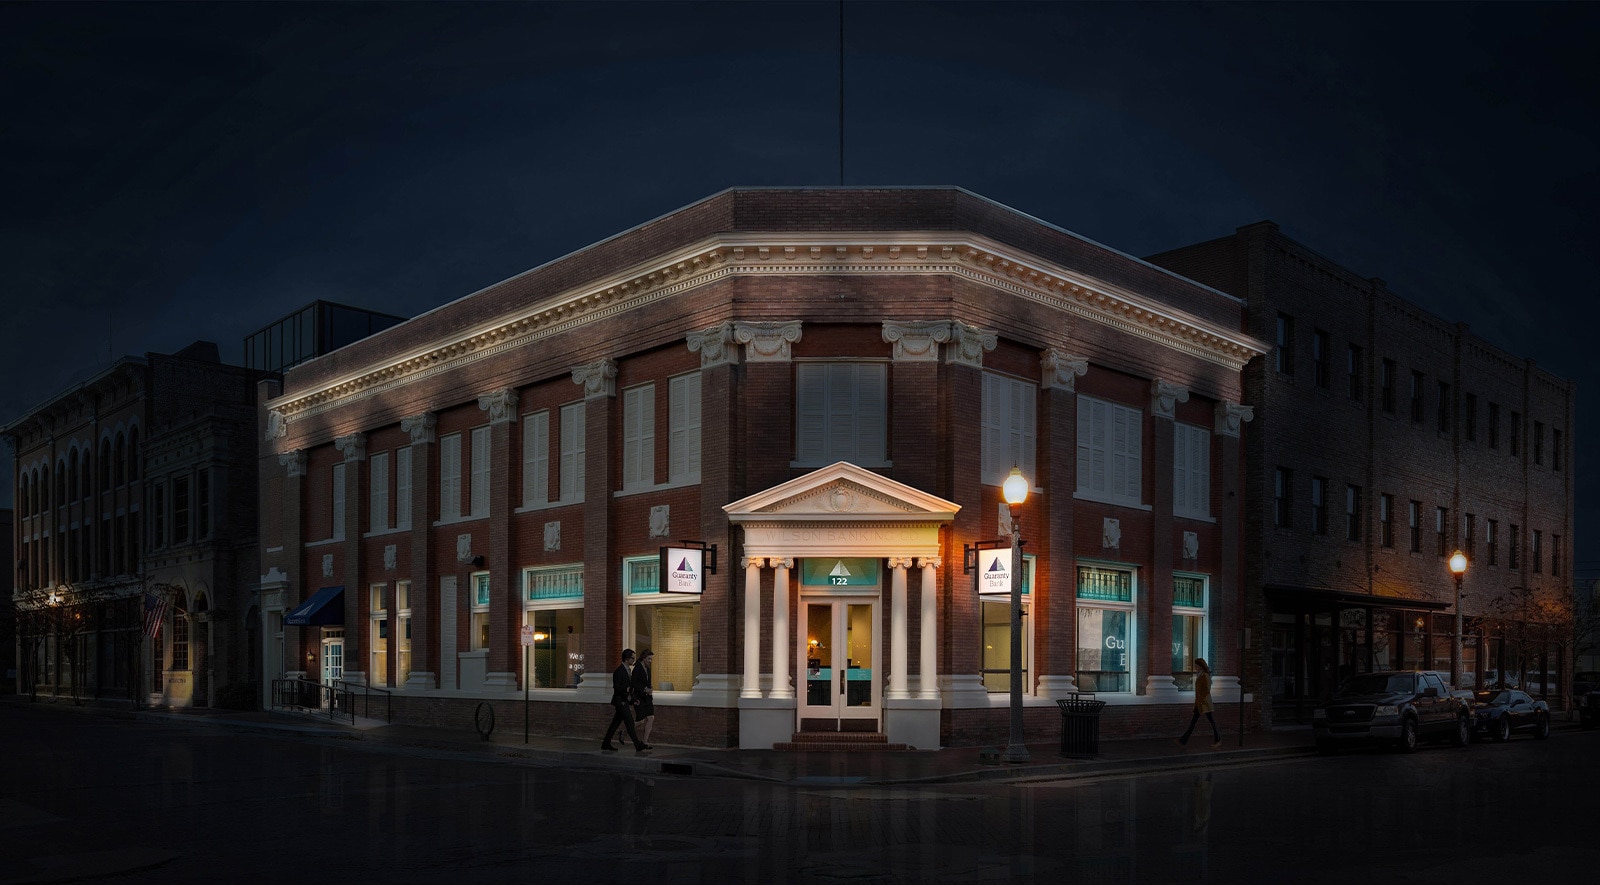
[{"x1": 800, "y1": 557, "x2": 880, "y2": 588}]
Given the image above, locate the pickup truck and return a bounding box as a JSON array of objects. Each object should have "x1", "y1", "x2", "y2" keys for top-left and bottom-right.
[{"x1": 1313, "y1": 670, "x2": 1472, "y2": 753}]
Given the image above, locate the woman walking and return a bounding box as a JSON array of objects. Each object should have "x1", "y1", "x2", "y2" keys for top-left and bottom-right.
[
  {"x1": 1178, "y1": 657, "x2": 1222, "y2": 749},
  {"x1": 632, "y1": 649, "x2": 656, "y2": 749}
]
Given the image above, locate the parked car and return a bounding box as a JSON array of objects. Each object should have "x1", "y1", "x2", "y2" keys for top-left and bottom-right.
[
  {"x1": 1313, "y1": 670, "x2": 1472, "y2": 753},
  {"x1": 1579, "y1": 689, "x2": 1600, "y2": 731},
  {"x1": 1469, "y1": 689, "x2": 1551, "y2": 742}
]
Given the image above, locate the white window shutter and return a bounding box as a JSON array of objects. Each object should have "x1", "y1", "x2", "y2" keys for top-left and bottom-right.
[
  {"x1": 331, "y1": 463, "x2": 346, "y2": 540},
  {"x1": 623, "y1": 386, "x2": 654, "y2": 489},
  {"x1": 524, "y1": 412, "x2": 549, "y2": 506},
  {"x1": 440, "y1": 434, "x2": 461, "y2": 520},
  {"x1": 560, "y1": 403, "x2": 585, "y2": 503},
  {"x1": 797, "y1": 365, "x2": 827, "y2": 463},
  {"x1": 855, "y1": 364, "x2": 886, "y2": 462},
  {"x1": 669, "y1": 373, "x2": 701, "y2": 483},
  {"x1": 369, "y1": 452, "x2": 389, "y2": 531},
  {"x1": 395, "y1": 447, "x2": 412, "y2": 529},
  {"x1": 470, "y1": 426, "x2": 490, "y2": 517}
]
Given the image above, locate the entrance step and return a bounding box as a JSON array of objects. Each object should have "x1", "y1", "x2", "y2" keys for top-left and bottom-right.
[{"x1": 775, "y1": 732, "x2": 911, "y2": 752}]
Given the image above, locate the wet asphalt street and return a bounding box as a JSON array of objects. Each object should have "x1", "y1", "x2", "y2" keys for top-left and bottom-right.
[{"x1": 3, "y1": 703, "x2": 1597, "y2": 884}]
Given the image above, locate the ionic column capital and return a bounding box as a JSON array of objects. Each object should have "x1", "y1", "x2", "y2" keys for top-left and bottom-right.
[
  {"x1": 1040, "y1": 349, "x2": 1089, "y2": 392},
  {"x1": 887, "y1": 556, "x2": 917, "y2": 570},
  {"x1": 401, "y1": 412, "x2": 436, "y2": 445},
  {"x1": 687, "y1": 323, "x2": 739, "y2": 369},
  {"x1": 732, "y1": 320, "x2": 803, "y2": 362},
  {"x1": 1152, "y1": 378, "x2": 1190, "y2": 419},
  {"x1": 882, "y1": 320, "x2": 951, "y2": 362},
  {"x1": 477, "y1": 388, "x2": 518, "y2": 425},
  {"x1": 1215, "y1": 401, "x2": 1255, "y2": 438},
  {"x1": 571, "y1": 359, "x2": 618, "y2": 399},
  {"x1": 279, "y1": 450, "x2": 307, "y2": 478},
  {"x1": 741, "y1": 556, "x2": 768, "y2": 570},
  {"x1": 335, "y1": 432, "x2": 366, "y2": 462},
  {"x1": 916, "y1": 556, "x2": 943, "y2": 571}
]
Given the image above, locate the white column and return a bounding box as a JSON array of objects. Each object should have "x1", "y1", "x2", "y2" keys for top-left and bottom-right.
[
  {"x1": 771, "y1": 558, "x2": 793, "y2": 699},
  {"x1": 742, "y1": 557, "x2": 764, "y2": 699},
  {"x1": 888, "y1": 557, "x2": 912, "y2": 700},
  {"x1": 918, "y1": 558, "x2": 940, "y2": 699}
]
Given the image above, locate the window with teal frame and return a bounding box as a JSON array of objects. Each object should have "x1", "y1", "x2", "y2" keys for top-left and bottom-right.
[
  {"x1": 800, "y1": 557, "x2": 880, "y2": 587},
  {"x1": 1173, "y1": 574, "x2": 1206, "y2": 608},
  {"x1": 524, "y1": 564, "x2": 584, "y2": 602},
  {"x1": 1077, "y1": 565, "x2": 1132, "y2": 601},
  {"x1": 624, "y1": 556, "x2": 660, "y2": 595},
  {"x1": 472, "y1": 572, "x2": 491, "y2": 607}
]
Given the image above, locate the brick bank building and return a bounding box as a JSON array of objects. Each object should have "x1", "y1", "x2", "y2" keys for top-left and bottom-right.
[{"x1": 257, "y1": 187, "x2": 1266, "y2": 748}]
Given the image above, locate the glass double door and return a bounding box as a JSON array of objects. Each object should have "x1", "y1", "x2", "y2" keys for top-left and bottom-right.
[{"x1": 799, "y1": 597, "x2": 879, "y2": 730}]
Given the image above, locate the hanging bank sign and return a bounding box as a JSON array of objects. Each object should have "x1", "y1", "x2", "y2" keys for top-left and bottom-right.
[
  {"x1": 977, "y1": 548, "x2": 1014, "y2": 595},
  {"x1": 660, "y1": 541, "x2": 717, "y2": 594}
]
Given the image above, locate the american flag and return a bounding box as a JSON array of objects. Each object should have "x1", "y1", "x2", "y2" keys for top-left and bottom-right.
[{"x1": 142, "y1": 593, "x2": 169, "y2": 639}]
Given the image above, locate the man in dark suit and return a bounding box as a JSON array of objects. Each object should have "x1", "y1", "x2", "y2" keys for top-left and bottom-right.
[{"x1": 601, "y1": 648, "x2": 650, "y2": 755}]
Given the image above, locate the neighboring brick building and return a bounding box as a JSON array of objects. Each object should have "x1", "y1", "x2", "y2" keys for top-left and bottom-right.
[
  {"x1": 1149, "y1": 222, "x2": 1577, "y2": 721},
  {"x1": 258, "y1": 187, "x2": 1266, "y2": 748},
  {"x1": 4, "y1": 341, "x2": 270, "y2": 708}
]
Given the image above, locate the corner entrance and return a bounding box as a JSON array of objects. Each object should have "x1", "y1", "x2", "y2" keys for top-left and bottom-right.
[{"x1": 799, "y1": 596, "x2": 879, "y2": 731}]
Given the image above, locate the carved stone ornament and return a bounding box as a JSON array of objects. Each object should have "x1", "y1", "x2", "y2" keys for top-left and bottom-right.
[
  {"x1": 1182, "y1": 531, "x2": 1199, "y2": 561},
  {"x1": 1215, "y1": 401, "x2": 1255, "y2": 438},
  {"x1": 321, "y1": 554, "x2": 335, "y2": 579},
  {"x1": 732, "y1": 320, "x2": 803, "y2": 362},
  {"x1": 544, "y1": 521, "x2": 561, "y2": 551},
  {"x1": 1151, "y1": 379, "x2": 1191, "y2": 419},
  {"x1": 280, "y1": 450, "x2": 307, "y2": 478},
  {"x1": 887, "y1": 556, "x2": 917, "y2": 570},
  {"x1": 335, "y1": 432, "x2": 367, "y2": 462},
  {"x1": 456, "y1": 533, "x2": 474, "y2": 563},
  {"x1": 772, "y1": 557, "x2": 795, "y2": 570},
  {"x1": 649, "y1": 505, "x2": 670, "y2": 539},
  {"x1": 1040, "y1": 349, "x2": 1089, "y2": 392},
  {"x1": 1102, "y1": 517, "x2": 1122, "y2": 549},
  {"x1": 265, "y1": 409, "x2": 288, "y2": 442},
  {"x1": 916, "y1": 556, "x2": 942, "y2": 570},
  {"x1": 881, "y1": 320, "x2": 951, "y2": 362},
  {"x1": 686, "y1": 323, "x2": 738, "y2": 368},
  {"x1": 741, "y1": 556, "x2": 768, "y2": 570},
  {"x1": 384, "y1": 545, "x2": 397, "y2": 571},
  {"x1": 946, "y1": 322, "x2": 997, "y2": 368},
  {"x1": 478, "y1": 388, "x2": 518, "y2": 425},
  {"x1": 571, "y1": 359, "x2": 618, "y2": 399},
  {"x1": 401, "y1": 413, "x2": 436, "y2": 445}
]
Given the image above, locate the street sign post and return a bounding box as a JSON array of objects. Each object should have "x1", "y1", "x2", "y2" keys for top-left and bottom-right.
[{"x1": 520, "y1": 625, "x2": 535, "y2": 743}]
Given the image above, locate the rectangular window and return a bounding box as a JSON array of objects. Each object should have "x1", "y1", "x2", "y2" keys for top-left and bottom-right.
[
  {"x1": 522, "y1": 605, "x2": 586, "y2": 689},
  {"x1": 524, "y1": 563, "x2": 585, "y2": 602},
  {"x1": 1511, "y1": 411, "x2": 1521, "y2": 456},
  {"x1": 1347, "y1": 344, "x2": 1363, "y2": 400},
  {"x1": 1488, "y1": 403, "x2": 1500, "y2": 449},
  {"x1": 1408, "y1": 501, "x2": 1421, "y2": 553},
  {"x1": 1171, "y1": 574, "x2": 1208, "y2": 689},
  {"x1": 1533, "y1": 421, "x2": 1544, "y2": 466},
  {"x1": 1173, "y1": 423, "x2": 1211, "y2": 519},
  {"x1": 1487, "y1": 519, "x2": 1498, "y2": 566},
  {"x1": 1380, "y1": 359, "x2": 1396, "y2": 413},
  {"x1": 623, "y1": 384, "x2": 656, "y2": 490},
  {"x1": 395, "y1": 446, "x2": 412, "y2": 529},
  {"x1": 370, "y1": 583, "x2": 388, "y2": 688},
  {"x1": 470, "y1": 572, "x2": 491, "y2": 651},
  {"x1": 1345, "y1": 484, "x2": 1361, "y2": 542},
  {"x1": 625, "y1": 555, "x2": 699, "y2": 694},
  {"x1": 668, "y1": 372, "x2": 702, "y2": 484},
  {"x1": 1380, "y1": 494, "x2": 1394, "y2": 548},
  {"x1": 1313, "y1": 329, "x2": 1330, "y2": 388},
  {"x1": 1437, "y1": 381, "x2": 1450, "y2": 433},
  {"x1": 1077, "y1": 395, "x2": 1143, "y2": 506},
  {"x1": 559, "y1": 402, "x2": 586, "y2": 503},
  {"x1": 795, "y1": 362, "x2": 888, "y2": 466},
  {"x1": 982, "y1": 372, "x2": 1038, "y2": 486},
  {"x1": 1410, "y1": 371, "x2": 1425, "y2": 423},
  {"x1": 1274, "y1": 467, "x2": 1293, "y2": 528},
  {"x1": 1509, "y1": 524, "x2": 1520, "y2": 569},
  {"x1": 172, "y1": 475, "x2": 191, "y2": 545},
  {"x1": 396, "y1": 580, "x2": 412, "y2": 684},
  {"x1": 1532, "y1": 530, "x2": 1542, "y2": 574},
  {"x1": 1076, "y1": 565, "x2": 1135, "y2": 693},
  {"x1": 171, "y1": 612, "x2": 189, "y2": 671},
  {"x1": 1464, "y1": 394, "x2": 1477, "y2": 442},
  {"x1": 1553, "y1": 428, "x2": 1563, "y2": 471},
  {"x1": 439, "y1": 433, "x2": 462, "y2": 520},
  {"x1": 197, "y1": 469, "x2": 211, "y2": 539},
  {"x1": 470, "y1": 426, "x2": 490, "y2": 518},
  {"x1": 1275, "y1": 313, "x2": 1295, "y2": 375},
  {"x1": 1437, "y1": 506, "x2": 1449, "y2": 558},
  {"x1": 331, "y1": 463, "x2": 346, "y2": 541},
  {"x1": 1311, "y1": 477, "x2": 1327, "y2": 535},
  {"x1": 523, "y1": 411, "x2": 550, "y2": 506},
  {"x1": 980, "y1": 559, "x2": 1034, "y2": 693},
  {"x1": 1463, "y1": 513, "x2": 1475, "y2": 559},
  {"x1": 1552, "y1": 535, "x2": 1562, "y2": 578},
  {"x1": 369, "y1": 452, "x2": 390, "y2": 531}
]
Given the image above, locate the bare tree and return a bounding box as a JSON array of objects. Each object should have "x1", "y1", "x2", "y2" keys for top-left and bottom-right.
[{"x1": 1480, "y1": 583, "x2": 1579, "y2": 709}]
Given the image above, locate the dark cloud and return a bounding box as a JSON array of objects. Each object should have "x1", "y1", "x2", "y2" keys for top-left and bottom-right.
[{"x1": 2, "y1": 1, "x2": 1595, "y2": 569}]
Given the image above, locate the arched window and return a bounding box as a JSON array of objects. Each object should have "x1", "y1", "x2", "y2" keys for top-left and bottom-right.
[
  {"x1": 128, "y1": 427, "x2": 140, "y2": 482},
  {"x1": 114, "y1": 434, "x2": 126, "y2": 487},
  {"x1": 55, "y1": 460, "x2": 66, "y2": 509},
  {"x1": 67, "y1": 456, "x2": 77, "y2": 505},
  {"x1": 172, "y1": 595, "x2": 190, "y2": 671},
  {"x1": 19, "y1": 473, "x2": 29, "y2": 517},
  {"x1": 100, "y1": 439, "x2": 112, "y2": 491},
  {"x1": 78, "y1": 450, "x2": 89, "y2": 499},
  {"x1": 41, "y1": 465, "x2": 52, "y2": 513}
]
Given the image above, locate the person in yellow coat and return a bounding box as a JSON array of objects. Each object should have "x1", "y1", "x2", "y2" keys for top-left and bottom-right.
[{"x1": 1177, "y1": 657, "x2": 1222, "y2": 749}]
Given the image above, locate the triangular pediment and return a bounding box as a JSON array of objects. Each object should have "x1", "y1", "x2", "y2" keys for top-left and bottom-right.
[{"x1": 724, "y1": 462, "x2": 959, "y2": 524}]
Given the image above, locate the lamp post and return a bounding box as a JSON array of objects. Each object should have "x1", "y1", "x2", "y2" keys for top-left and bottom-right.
[
  {"x1": 1449, "y1": 550, "x2": 1468, "y2": 687},
  {"x1": 1001, "y1": 467, "x2": 1030, "y2": 764}
]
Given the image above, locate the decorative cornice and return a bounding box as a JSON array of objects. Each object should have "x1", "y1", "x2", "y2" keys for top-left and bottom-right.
[
  {"x1": 732, "y1": 320, "x2": 802, "y2": 362},
  {"x1": 1215, "y1": 401, "x2": 1254, "y2": 438},
  {"x1": 263, "y1": 233, "x2": 1266, "y2": 430},
  {"x1": 1040, "y1": 349, "x2": 1089, "y2": 392},
  {"x1": 1152, "y1": 379, "x2": 1190, "y2": 419},
  {"x1": 686, "y1": 323, "x2": 738, "y2": 369},
  {"x1": 881, "y1": 320, "x2": 951, "y2": 361},
  {"x1": 401, "y1": 413, "x2": 436, "y2": 445},
  {"x1": 946, "y1": 322, "x2": 997, "y2": 368},
  {"x1": 571, "y1": 359, "x2": 617, "y2": 399},
  {"x1": 478, "y1": 388, "x2": 518, "y2": 425},
  {"x1": 335, "y1": 432, "x2": 366, "y2": 462},
  {"x1": 279, "y1": 451, "x2": 307, "y2": 478}
]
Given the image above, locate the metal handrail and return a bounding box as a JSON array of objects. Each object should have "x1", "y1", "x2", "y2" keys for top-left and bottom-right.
[
  {"x1": 269, "y1": 677, "x2": 356, "y2": 725},
  {"x1": 337, "y1": 680, "x2": 393, "y2": 724}
]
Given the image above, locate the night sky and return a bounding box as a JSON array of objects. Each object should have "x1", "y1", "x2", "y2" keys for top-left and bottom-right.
[{"x1": 3, "y1": 2, "x2": 1595, "y2": 577}]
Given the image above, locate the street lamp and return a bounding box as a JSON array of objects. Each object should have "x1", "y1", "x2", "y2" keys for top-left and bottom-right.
[
  {"x1": 1449, "y1": 550, "x2": 1469, "y2": 687},
  {"x1": 1001, "y1": 467, "x2": 1030, "y2": 764}
]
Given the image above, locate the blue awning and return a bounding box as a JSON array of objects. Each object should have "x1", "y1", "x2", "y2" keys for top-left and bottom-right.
[{"x1": 285, "y1": 585, "x2": 345, "y2": 627}]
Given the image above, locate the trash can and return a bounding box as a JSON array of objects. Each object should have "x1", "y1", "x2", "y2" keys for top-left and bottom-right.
[{"x1": 1057, "y1": 693, "x2": 1106, "y2": 758}]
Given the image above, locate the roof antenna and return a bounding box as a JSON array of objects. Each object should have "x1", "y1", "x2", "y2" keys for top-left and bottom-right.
[{"x1": 838, "y1": 0, "x2": 845, "y2": 186}]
